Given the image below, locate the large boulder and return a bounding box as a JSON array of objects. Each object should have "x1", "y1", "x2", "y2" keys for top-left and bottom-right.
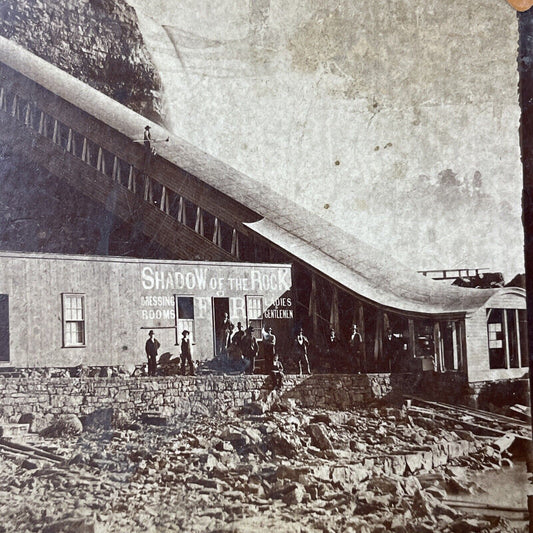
[
  {"x1": 40, "y1": 414, "x2": 83, "y2": 437},
  {"x1": 306, "y1": 423, "x2": 334, "y2": 450}
]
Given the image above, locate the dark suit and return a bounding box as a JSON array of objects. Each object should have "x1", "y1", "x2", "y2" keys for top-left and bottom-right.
[
  {"x1": 181, "y1": 337, "x2": 194, "y2": 375},
  {"x1": 241, "y1": 333, "x2": 258, "y2": 374},
  {"x1": 145, "y1": 337, "x2": 160, "y2": 376}
]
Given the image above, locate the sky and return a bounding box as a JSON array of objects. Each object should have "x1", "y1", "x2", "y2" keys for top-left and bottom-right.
[{"x1": 126, "y1": 0, "x2": 524, "y2": 281}]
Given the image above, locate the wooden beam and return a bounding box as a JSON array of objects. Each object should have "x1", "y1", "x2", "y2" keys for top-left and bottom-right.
[
  {"x1": 503, "y1": 308, "x2": 510, "y2": 369},
  {"x1": 212, "y1": 218, "x2": 221, "y2": 246},
  {"x1": 373, "y1": 310, "x2": 383, "y2": 366},
  {"x1": 38, "y1": 110, "x2": 45, "y2": 135},
  {"x1": 24, "y1": 103, "x2": 31, "y2": 126},
  {"x1": 451, "y1": 321, "x2": 459, "y2": 370},
  {"x1": 231, "y1": 229, "x2": 239, "y2": 258},
  {"x1": 434, "y1": 322, "x2": 443, "y2": 372},
  {"x1": 66, "y1": 128, "x2": 72, "y2": 153},
  {"x1": 161, "y1": 186, "x2": 169, "y2": 214},
  {"x1": 143, "y1": 175, "x2": 153, "y2": 203},
  {"x1": 127, "y1": 165, "x2": 135, "y2": 192},
  {"x1": 194, "y1": 206, "x2": 204, "y2": 235},
  {"x1": 329, "y1": 285, "x2": 339, "y2": 334},
  {"x1": 407, "y1": 319, "x2": 415, "y2": 358},
  {"x1": 309, "y1": 273, "x2": 318, "y2": 338},
  {"x1": 178, "y1": 196, "x2": 185, "y2": 224},
  {"x1": 358, "y1": 302, "x2": 366, "y2": 372},
  {"x1": 10, "y1": 93, "x2": 17, "y2": 117},
  {"x1": 516, "y1": 308, "x2": 522, "y2": 366},
  {"x1": 52, "y1": 118, "x2": 58, "y2": 144},
  {"x1": 81, "y1": 136, "x2": 87, "y2": 162}
]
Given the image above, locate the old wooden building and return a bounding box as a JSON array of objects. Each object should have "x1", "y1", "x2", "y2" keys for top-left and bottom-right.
[
  {"x1": 0, "y1": 37, "x2": 527, "y2": 386},
  {"x1": 0, "y1": 252, "x2": 293, "y2": 367}
]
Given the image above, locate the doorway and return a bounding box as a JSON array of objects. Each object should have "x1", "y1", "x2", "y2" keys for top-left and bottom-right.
[{"x1": 212, "y1": 297, "x2": 230, "y2": 356}]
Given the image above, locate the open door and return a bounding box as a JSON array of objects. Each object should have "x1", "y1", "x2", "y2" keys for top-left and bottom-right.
[{"x1": 212, "y1": 297, "x2": 230, "y2": 356}]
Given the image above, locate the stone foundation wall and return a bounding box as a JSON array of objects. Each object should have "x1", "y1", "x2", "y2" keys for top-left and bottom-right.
[
  {"x1": 0, "y1": 373, "x2": 393, "y2": 422},
  {"x1": 1, "y1": 371, "x2": 521, "y2": 423},
  {"x1": 467, "y1": 377, "x2": 530, "y2": 410}
]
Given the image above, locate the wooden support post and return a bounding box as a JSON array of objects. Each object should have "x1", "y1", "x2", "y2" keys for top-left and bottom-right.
[
  {"x1": 127, "y1": 166, "x2": 135, "y2": 192},
  {"x1": 358, "y1": 303, "x2": 366, "y2": 372},
  {"x1": 178, "y1": 196, "x2": 185, "y2": 224},
  {"x1": 451, "y1": 321, "x2": 459, "y2": 370},
  {"x1": 195, "y1": 206, "x2": 204, "y2": 235},
  {"x1": 516, "y1": 309, "x2": 523, "y2": 366},
  {"x1": 329, "y1": 285, "x2": 339, "y2": 334},
  {"x1": 38, "y1": 111, "x2": 45, "y2": 135},
  {"x1": 97, "y1": 147, "x2": 104, "y2": 173},
  {"x1": 52, "y1": 119, "x2": 58, "y2": 144},
  {"x1": 66, "y1": 128, "x2": 73, "y2": 153},
  {"x1": 81, "y1": 137, "x2": 88, "y2": 162},
  {"x1": 373, "y1": 310, "x2": 383, "y2": 369},
  {"x1": 231, "y1": 229, "x2": 240, "y2": 257},
  {"x1": 161, "y1": 186, "x2": 169, "y2": 214},
  {"x1": 212, "y1": 218, "x2": 221, "y2": 246},
  {"x1": 11, "y1": 94, "x2": 17, "y2": 117},
  {"x1": 383, "y1": 312, "x2": 390, "y2": 333},
  {"x1": 309, "y1": 273, "x2": 318, "y2": 339},
  {"x1": 143, "y1": 176, "x2": 152, "y2": 203},
  {"x1": 458, "y1": 320, "x2": 466, "y2": 372},
  {"x1": 408, "y1": 319, "x2": 416, "y2": 358},
  {"x1": 112, "y1": 156, "x2": 119, "y2": 181},
  {"x1": 503, "y1": 309, "x2": 511, "y2": 369},
  {"x1": 24, "y1": 103, "x2": 31, "y2": 126},
  {"x1": 434, "y1": 322, "x2": 443, "y2": 372}
]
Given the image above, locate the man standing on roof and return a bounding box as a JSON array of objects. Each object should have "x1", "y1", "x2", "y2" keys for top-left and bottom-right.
[
  {"x1": 143, "y1": 125, "x2": 155, "y2": 168},
  {"x1": 143, "y1": 125, "x2": 152, "y2": 150}
]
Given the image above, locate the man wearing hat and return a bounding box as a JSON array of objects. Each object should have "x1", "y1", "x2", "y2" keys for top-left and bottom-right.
[
  {"x1": 241, "y1": 326, "x2": 259, "y2": 374},
  {"x1": 145, "y1": 330, "x2": 160, "y2": 376},
  {"x1": 143, "y1": 125, "x2": 152, "y2": 150},
  {"x1": 180, "y1": 330, "x2": 195, "y2": 376}
]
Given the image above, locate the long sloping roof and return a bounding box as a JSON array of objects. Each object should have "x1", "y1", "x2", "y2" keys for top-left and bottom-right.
[{"x1": 0, "y1": 36, "x2": 500, "y2": 315}]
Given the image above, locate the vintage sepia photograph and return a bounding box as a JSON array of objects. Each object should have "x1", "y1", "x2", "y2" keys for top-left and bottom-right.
[{"x1": 0, "y1": 0, "x2": 531, "y2": 531}]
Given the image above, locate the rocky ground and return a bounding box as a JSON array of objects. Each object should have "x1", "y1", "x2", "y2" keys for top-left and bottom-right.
[{"x1": 0, "y1": 398, "x2": 527, "y2": 533}]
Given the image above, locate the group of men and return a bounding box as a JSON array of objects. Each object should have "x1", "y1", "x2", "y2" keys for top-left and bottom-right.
[
  {"x1": 325, "y1": 324, "x2": 403, "y2": 373},
  {"x1": 145, "y1": 320, "x2": 399, "y2": 378},
  {"x1": 218, "y1": 313, "x2": 312, "y2": 378},
  {"x1": 145, "y1": 329, "x2": 194, "y2": 377},
  {"x1": 220, "y1": 318, "x2": 261, "y2": 374}
]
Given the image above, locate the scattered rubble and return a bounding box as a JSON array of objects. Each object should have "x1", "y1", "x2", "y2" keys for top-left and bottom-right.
[{"x1": 0, "y1": 401, "x2": 527, "y2": 532}]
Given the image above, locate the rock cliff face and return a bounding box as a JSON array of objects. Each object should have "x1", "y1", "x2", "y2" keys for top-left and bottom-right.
[
  {"x1": 0, "y1": 148, "x2": 172, "y2": 259},
  {"x1": 0, "y1": 0, "x2": 162, "y2": 122}
]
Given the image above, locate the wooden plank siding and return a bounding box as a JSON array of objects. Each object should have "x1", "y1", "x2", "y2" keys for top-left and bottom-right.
[
  {"x1": 0, "y1": 253, "x2": 293, "y2": 367},
  {"x1": 465, "y1": 290, "x2": 527, "y2": 382}
]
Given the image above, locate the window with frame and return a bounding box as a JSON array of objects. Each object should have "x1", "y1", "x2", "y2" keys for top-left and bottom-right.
[
  {"x1": 487, "y1": 308, "x2": 528, "y2": 369},
  {"x1": 175, "y1": 296, "x2": 195, "y2": 344},
  {"x1": 246, "y1": 295, "x2": 263, "y2": 338},
  {"x1": 62, "y1": 294, "x2": 86, "y2": 347},
  {"x1": 487, "y1": 309, "x2": 505, "y2": 369}
]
